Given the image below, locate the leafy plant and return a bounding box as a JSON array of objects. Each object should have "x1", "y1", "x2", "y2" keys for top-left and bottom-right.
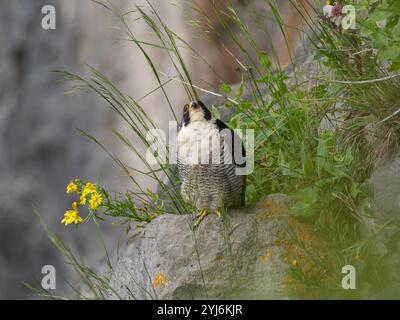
[
  {"x1": 356, "y1": 0, "x2": 400, "y2": 71},
  {"x1": 33, "y1": 0, "x2": 400, "y2": 299}
]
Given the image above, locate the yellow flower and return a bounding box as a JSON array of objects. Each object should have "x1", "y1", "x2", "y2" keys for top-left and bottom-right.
[
  {"x1": 66, "y1": 181, "x2": 78, "y2": 194},
  {"x1": 84, "y1": 182, "x2": 97, "y2": 194},
  {"x1": 72, "y1": 202, "x2": 78, "y2": 210},
  {"x1": 61, "y1": 210, "x2": 83, "y2": 226},
  {"x1": 89, "y1": 192, "x2": 103, "y2": 211},
  {"x1": 152, "y1": 272, "x2": 167, "y2": 288},
  {"x1": 80, "y1": 190, "x2": 88, "y2": 205}
]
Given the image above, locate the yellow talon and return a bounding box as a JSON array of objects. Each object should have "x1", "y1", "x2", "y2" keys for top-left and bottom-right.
[
  {"x1": 193, "y1": 208, "x2": 223, "y2": 229},
  {"x1": 194, "y1": 209, "x2": 209, "y2": 228}
]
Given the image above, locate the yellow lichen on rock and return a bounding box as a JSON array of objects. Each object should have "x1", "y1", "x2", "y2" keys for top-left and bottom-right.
[
  {"x1": 280, "y1": 217, "x2": 337, "y2": 298},
  {"x1": 255, "y1": 194, "x2": 336, "y2": 298}
]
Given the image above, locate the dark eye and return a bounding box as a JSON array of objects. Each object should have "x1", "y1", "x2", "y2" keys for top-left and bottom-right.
[{"x1": 183, "y1": 105, "x2": 189, "y2": 113}]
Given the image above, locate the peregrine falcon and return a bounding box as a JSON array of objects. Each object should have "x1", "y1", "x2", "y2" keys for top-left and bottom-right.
[{"x1": 177, "y1": 100, "x2": 246, "y2": 227}]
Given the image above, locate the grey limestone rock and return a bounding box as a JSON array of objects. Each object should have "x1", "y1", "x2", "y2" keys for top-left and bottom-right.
[{"x1": 109, "y1": 194, "x2": 290, "y2": 300}]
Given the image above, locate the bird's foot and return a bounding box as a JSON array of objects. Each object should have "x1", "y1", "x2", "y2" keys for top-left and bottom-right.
[
  {"x1": 193, "y1": 208, "x2": 223, "y2": 229},
  {"x1": 193, "y1": 209, "x2": 209, "y2": 229}
]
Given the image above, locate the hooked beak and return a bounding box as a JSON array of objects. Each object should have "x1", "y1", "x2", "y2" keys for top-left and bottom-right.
[
  {"x1": 184, "y1": 101, "x2": 200, "y2": 115},
  {"x1": 189, "y1": 101, "x2": 199, "y2": 110}
]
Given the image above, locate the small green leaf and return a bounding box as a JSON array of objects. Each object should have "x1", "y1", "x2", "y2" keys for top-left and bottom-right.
[
  {"x1": 350, "y1": 182, "x2": 360, "y2": 198},
  {"x1": 211, "y1": 105, "x2": 221, "y2": 119},
  {"x1": 369, "y1": 8, "x2": 391, "y2": 24},
  {"x1": 219, "y1": 82, "x2": 231, "y2": 95},
  {"x1": 392, "y1": 20, "x2": 400, "y2": 40},
  {"x1": 303, "y1": 159, "x2": 314, "y2": 177},
  {"x1": 237, "y1": 78, "x2": 244, "y2": 98},
  {"x1": 258, "y1": 52, "x2": 271, "y2": 69},
  {"x1": 380, "y1": 46, "x2": 400, "y2": 60}
]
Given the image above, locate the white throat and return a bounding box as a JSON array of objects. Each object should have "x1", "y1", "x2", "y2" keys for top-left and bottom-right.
[{"x1": 177, "y1": 119, "x2": 221, "y2": 165}]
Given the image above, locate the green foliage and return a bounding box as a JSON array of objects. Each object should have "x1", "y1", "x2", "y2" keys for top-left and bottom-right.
[
  {"x1": 101, "y1": 189, "x2": 161, "y2": 225},
  {"x1": 222, "y1": 0, "x2": 400, "y2": 298},
  {"x1": 356, "y1": 0, "x2": 400, "y2": 71},
  {"x1": 36, "y1": 0, "x2": 400, "y2": 299}
]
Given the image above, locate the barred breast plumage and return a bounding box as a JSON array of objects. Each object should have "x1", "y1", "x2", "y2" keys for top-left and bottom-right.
[{"x1": 177, "y1": 101, "x2": 246, "y2": 214}]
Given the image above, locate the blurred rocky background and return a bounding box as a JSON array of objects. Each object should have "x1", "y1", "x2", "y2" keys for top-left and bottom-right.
[{"x1": 0, "y1": 0, "x2": 309, "y2": 299}]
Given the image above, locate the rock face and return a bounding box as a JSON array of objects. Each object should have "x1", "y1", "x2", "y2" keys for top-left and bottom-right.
[
  {"x1": 371, "y1": 151, "x2": 400, "y2": 217},
  {"x1": 109, "y1": 194, "x2": 289, "y2": 299},
  {"x1": 0, "y1": 0, "x2": 313, "y2": 299},
  {"x1": 0, "y1": 0, "x2": 127, "y2": 299}
]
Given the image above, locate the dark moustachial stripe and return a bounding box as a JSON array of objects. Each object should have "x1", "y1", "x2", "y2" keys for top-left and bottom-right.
[
  {"x1": 183, "y1": 109, "x2": 190, "y2": 126},
  {"x1": 198, "y1": 100, "x2": 212, "y2": 121}
]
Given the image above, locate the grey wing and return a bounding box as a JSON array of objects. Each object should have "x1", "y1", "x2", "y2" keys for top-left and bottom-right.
[{"x1": 215, "y1": 119, "x2": 246, "y2": 167}]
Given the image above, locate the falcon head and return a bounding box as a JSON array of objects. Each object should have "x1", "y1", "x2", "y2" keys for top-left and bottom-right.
[{"x1": 182, "y1": 100, "x2": 212, "y2": 126}]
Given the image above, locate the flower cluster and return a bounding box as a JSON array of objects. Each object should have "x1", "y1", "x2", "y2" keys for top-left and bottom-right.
[
  {"x1": 61, "y1": 202, "x2": 83, "y2": 226},
  {"x1": 323, "y1": 0, "x2": 342, "y2": 18},
  {"x1": 152, "y1": 272, "x2": 168, "y2": 288},
  {"x1": 62, "y1": 179, "x2": 103, "y2": 226}
]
